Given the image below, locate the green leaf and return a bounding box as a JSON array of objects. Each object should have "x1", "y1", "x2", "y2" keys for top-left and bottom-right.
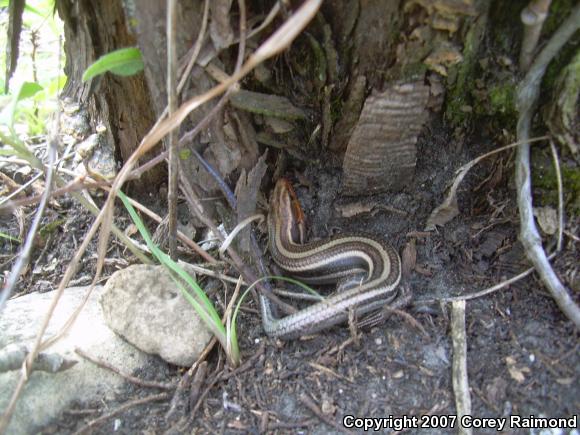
[
  {"x1": 18, "y1": 82, "x2": 43, "y2": 100},
  {"x1": 82, "y1": 48, "x2": 144, "y2": 82},
  {"x1": 0, "y1": 81, "x2": 43, "y2": 128},
  {"x1": 179, "y1": 149, "x2": 191, "y2": 160},
  {"x1": 0, "y1": 0, "x2": 42, "y2": 16}
]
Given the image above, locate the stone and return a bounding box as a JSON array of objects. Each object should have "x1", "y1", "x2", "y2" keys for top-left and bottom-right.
[
  {"x1": 0, "y1": 286, "x2": 158, "y2": 435},
  {"x1": 100, "y1": 264, "x2": 213, "y2": 367}
]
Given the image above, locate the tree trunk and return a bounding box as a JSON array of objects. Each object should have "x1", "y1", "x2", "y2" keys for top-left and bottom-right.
[
  {"x1": 56, "y1": 0, "x2": 576, "y2": 198},
  {"x1": 57, "y1": 0, "x2": 161, "y2": 189}
]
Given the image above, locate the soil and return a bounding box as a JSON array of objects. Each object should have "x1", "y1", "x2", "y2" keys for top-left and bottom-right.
[{"x1": 2, "y1": 116, "x2": 578, "y2": 434}]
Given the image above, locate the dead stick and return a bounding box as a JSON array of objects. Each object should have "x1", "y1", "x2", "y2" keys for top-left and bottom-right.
[
  {"x1": 516, "y1": 3, "x2": 580, "y2": 328},
  {"x1": 75, "y1": 348, "x2": 175, "y2": 390},
  {"x1": 450, "y1": 301, "x2": 472, "y2": 435}
]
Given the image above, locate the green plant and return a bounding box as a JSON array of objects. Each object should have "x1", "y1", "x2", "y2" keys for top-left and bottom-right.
[
  {"x1": 0, "y1": 230, "x2": 21, "y2": 243},
  {"x1": 0, "y1": 81, "x2": 42, "y2": 131},
  {"x1": 119, "y1": 189, "x2": 324, "y2": 363},
  {"x1": 82, "y1": 47, "x2": 144, "y2": 82},
  {"x1": 1, "y1": 0, "x2": 65, "y2": 137},
  {"x1": 118, "y1": 190, "x2": 240, "y2": 366},
  {"x1": 0, "y1": 130, "x2": 42, "y2": 166}
]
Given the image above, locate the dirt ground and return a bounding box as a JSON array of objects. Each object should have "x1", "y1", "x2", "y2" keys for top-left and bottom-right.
[{"x1": 2, "y1": 115, "x2": 578, "y2": 434}]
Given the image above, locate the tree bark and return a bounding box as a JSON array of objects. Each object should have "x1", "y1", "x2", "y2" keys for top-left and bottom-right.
[{"x1": 57, "y1": 0, "x2": 161, "y2": 189}]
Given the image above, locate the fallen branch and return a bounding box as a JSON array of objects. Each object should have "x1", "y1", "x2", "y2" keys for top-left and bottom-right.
[
  {"x1": 515, "y1": 3, "x2": 580, "y2": 328},
  {"x1": 75, "y1": 348, "x2": 175, "y2": 390},
  {"x1": 519, "y1": 0, "x2": 552, "y2": 71},
  {"x1": 450, "y1": 301, "x2": 472, "y2": 435}
]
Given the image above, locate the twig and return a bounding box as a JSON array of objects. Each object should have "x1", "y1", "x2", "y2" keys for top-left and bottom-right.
[
  {"x1": 564, "y1": 230, "x2": 580, "y2": 243},
  {"x1": 71, "y1": 392, "x2": 169, "y2": 435},
  {"x1": 0, "y1": 177, "x2": 104, "y2": 210},
  {"x1": 218, "y1": 341, "x2": 265, "y2": 382},
  {"x1": 188, "y1": 361, "x2": 208, "y2": 411},
  {"x1": 548, "y1": 140, "x2": 564, "y2": 251},
  {"x1": 519, "y1": 0, "x2": 552, "y2": 71},
  {"x1": 0, "y1": 171, "x2": 43, "y2": 206},
  {"x1": 75, "y1": 348, "x2": 175, "y2": 390},
  {"x1": 167, "y1": 0, "x2": 179, "y2": 259},
  {"x1": 180, "y1": 173, "x2": 296, "y2": 315},
  {"x1": 164, "y1": 337, "x2": 217, "y2": 422},
  {"x1": 183, "y1": 263, "x2": 244, "y2": 285},
  {"x1": 177, "y1": 1, "x2": 296, "y2": 317},
  {"x1": 380, "y1": 306, "x2": 429, "y2": 338},
  {"x1": 426, "y1": 136, "x2": 549, "y2": 230},
  {"x1": 219, "y1": 214, "x2": 264, "y2": 255},
  {"x1": 128, "y1": 0, "x2": 277, "y2": 181},
  {"x1": 450, "y1": 301, "x2": 472, "y2": 435},
  {"x1": 244, "y1": 1, "x2": 281, "y2": 41},
  {"x1": 187, "y1": 367, "x2": 224, "y2": 422},
  {"x1": 169, "y1": 340, "x2": 267, "y2": 431},
  {"x1": 431, "y1": 253, "x2": 556, "y2": 303},
  {"x1": 515, "y1": 3, "x2": 580, "y2": 328}
]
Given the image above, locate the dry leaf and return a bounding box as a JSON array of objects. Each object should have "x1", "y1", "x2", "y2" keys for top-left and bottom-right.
[
  {"x1": 555, "y1": 377, "x2": 574, "y2": 385},
  {"x1": 426, "y1": 196, "x2": 459, "y2": 229},
  {"x1": 402, "y1": 238, "x2": 417, "y2": 278},
  {"x1": 534, "y1": 206, "x2": 558, "y2": 235},
  {"x1": 425, "y1": 140, "x2": 531, "y2": 230},
  {"x1": 335, "y1": 201, "x2": 374, "y2": 218},
  {"x1": 505, "y1": 356, "x2": 530, "y2": 383},
  {"x1": 125, "y1": 223, "x2": 138, "y2": 237},
  {"x1": 234, "y1": 152, "x2": 268, "y2": 252}
]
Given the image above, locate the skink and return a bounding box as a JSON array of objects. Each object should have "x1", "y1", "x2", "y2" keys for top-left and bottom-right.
[{"x1": 261, "y1": 178, "x2": 402, "y2": 339}]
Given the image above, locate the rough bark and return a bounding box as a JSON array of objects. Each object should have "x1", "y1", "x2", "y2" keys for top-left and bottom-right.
[{"x1": 56, "y1": 0, "x2": 160, "y2": 189}]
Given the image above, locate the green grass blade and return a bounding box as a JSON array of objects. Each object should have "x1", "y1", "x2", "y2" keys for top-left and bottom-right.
[
  {"x1": 0, "y1": 131, "x2": 42, "y2": 167},
  {"x1": 117, "y1": 190, "x2": 226, "y2": 336},
  {"x1": 0, "y1": 231, "x2": 20, "y2": 243}
]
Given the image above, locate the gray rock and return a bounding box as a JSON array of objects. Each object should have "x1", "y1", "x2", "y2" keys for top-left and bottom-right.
[
  {"x1": 100, "y1": 264, "x2": 213, "y2": 367},
  {"x1": 0, "y1": 286, "x2": 158, "y2": 435}
]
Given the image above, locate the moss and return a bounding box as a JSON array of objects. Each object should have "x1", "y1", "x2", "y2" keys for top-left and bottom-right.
[
  {"x1": 488, "y1": 83, "x2": 516, "y2": 114},
  {"x1": 532, "y1": 151, "x2": 580, "y2": 213},
  {"x1": 542, "y1": 0, "x2": 577, "y2": 36},
  {"x1": 40, "y1": 219, "x2": 66, "y2": 238},
  {"x1": 445, "y1": 11, "x2": 488, "y2": 125}
]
